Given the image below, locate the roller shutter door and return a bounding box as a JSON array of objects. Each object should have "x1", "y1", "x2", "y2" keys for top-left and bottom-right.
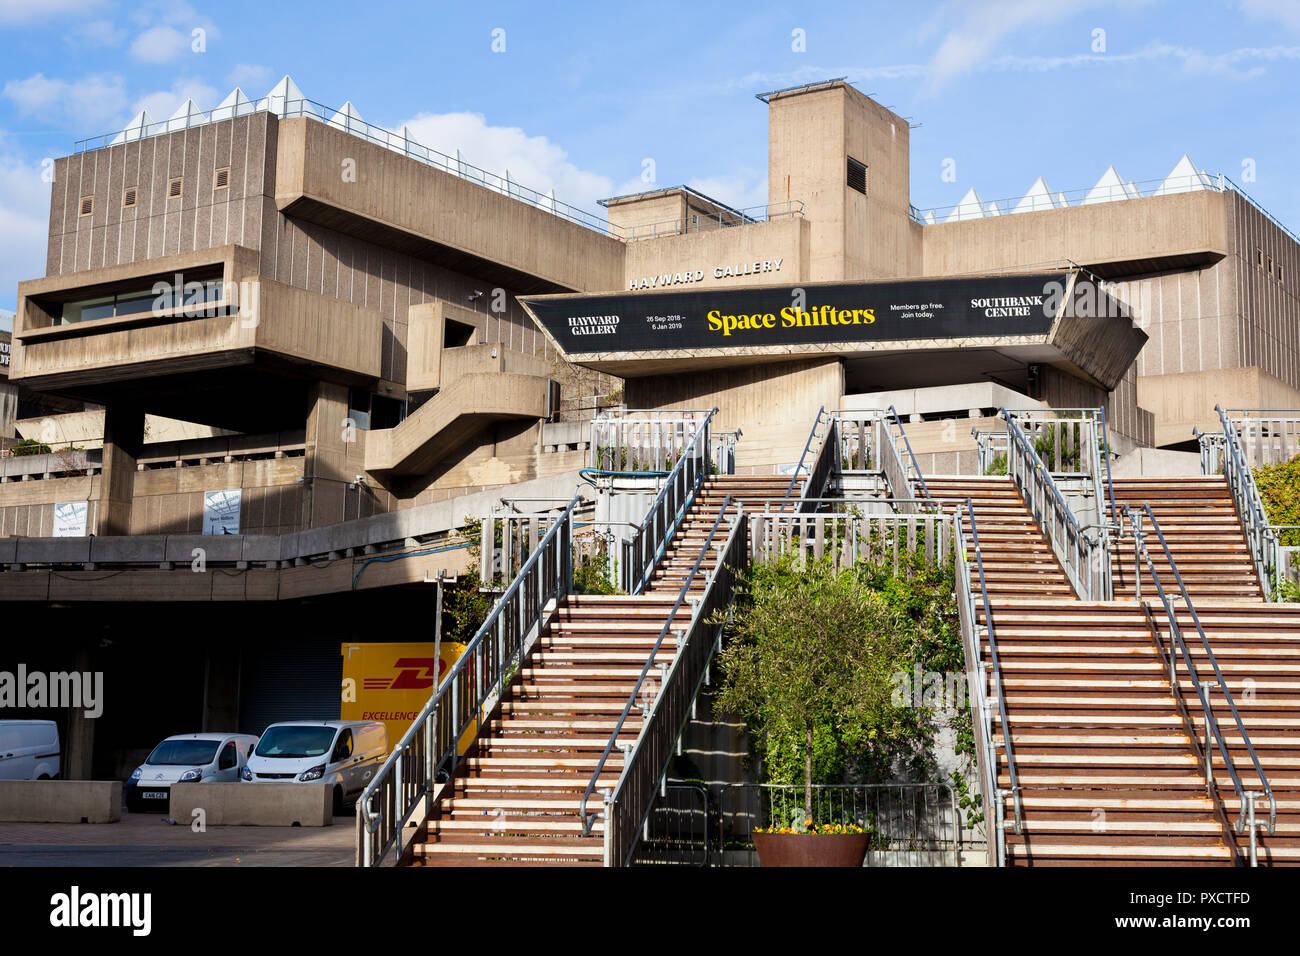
[{"x1": 239, "y1": 637, "x2": 342, "y2": 736}]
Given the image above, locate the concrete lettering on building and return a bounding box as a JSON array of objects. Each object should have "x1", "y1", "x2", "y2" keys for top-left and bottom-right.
[
  {"x1": 525, "y1": 272, "x2": 1069, "y2": 354},
  {"x1": 0, "y1": 331, "x2": 10, "y2": 369},
  {"x1": 628, "y1": 257, "x2": 784, "y2": 290}
]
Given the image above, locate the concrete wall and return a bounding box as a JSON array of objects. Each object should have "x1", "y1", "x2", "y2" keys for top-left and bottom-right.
[
  {"x1": 621, "y1": 217, "x2": 809, "y2": 292},
  {"x1": 767, "y1": 82, "x2": 919, "y2": 282},
  {"x1": 920, "y1": 189, "x2": 1229, "y2": 276},
  {"x1": 0, "y1": 781, "x2": 121, "y2": 822},
  {"x1": 168, "y1": 782, "x2": 333, "y2": 826},
  {"x1": 625, "y1": 357, "x2": 843, "y2": 470},
  {"x1": 1138, "y1": 365, "x2": 1300, "y2": 447}
]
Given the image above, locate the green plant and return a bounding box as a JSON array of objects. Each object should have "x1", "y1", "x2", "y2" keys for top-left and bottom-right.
[
  {"x1": 984, "y1": 453, "x2": 1007, "y2": 476},
  {"x1": 713, "y1": 554, "x2": 911, "y2": 821},
  {"x1": 573, "y1": 548, "x2": 618, "y2": 595},
  {"x1": 11, "y1": 438, "x2": 52, "y2": 456},
  {"x1": 1254, "y1": 453, "x2": 1300, "y2": 547}
]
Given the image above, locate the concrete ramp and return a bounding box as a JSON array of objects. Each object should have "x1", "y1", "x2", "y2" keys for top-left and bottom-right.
[{"x1": 365, "y1": 372, "x2": 554, "y2": 478}]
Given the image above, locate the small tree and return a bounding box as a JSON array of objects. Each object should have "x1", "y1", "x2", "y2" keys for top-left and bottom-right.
[{"x1": 715, "y1": 555, "x2": 908, "y2": 822}]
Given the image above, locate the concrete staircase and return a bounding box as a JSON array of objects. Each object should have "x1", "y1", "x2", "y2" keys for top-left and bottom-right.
[
  {"x1": 1109, "y1": 477, "x2": 1263, "y2": 600},
  {"x1": 989, "y1": 600, "x2": 1238, "y2": 865},
  {"x1": 408, "y1": 594, "x2": 688, "y2": 866},
  {"x1": 408, "y1": 475, "x2": 771, "y2": 865},
  {"x1": 1167, "y1": 603, "x2": 1300, "y2": 864},
  {"x1": 924, "y1": 476, "x2": 1075, "y2": 602},
  {"x1": 365, "y1": 370, "x2": 554, "y2": 478}
]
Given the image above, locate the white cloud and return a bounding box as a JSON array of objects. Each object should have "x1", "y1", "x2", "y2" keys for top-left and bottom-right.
[
  {"x1": 131, "y1": 78, "x2": 219, "y2": 122},
  {"x1": 397, "y1": 110, "x2": 616, "y2": 213},
  {"x1": 0, "y1": 0, "x2": 104, "y2": 24},
  {"x1": 69, "y1": 18, "x2": 125, "y2": 47},
  {"x1": 1238, "y1": 0, "x2": 1300, "y2": 33},
  {"x1": 0, "y1": 149, "x2": 51, "y2": 312},
  {"x1": 130, "y1": 24, "x2": 190, "y2": 63},
  {"x1": 2, "y1": 72, "x2": 129, "y2": 132},
  {"x1": 228, "y1": 64, "x2": 272, "y2": 89},
  {"x1": 921, "y1": 0, "x2": 1104, "y2": 96},
  {"x1": 126, "y1": 1, "x2": 221, "y2": 63}
]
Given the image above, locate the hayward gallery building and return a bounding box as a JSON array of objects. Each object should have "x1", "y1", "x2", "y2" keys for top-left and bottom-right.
[{"x1": 1, "y1": 76, "x2": 1297, "y2": 776}]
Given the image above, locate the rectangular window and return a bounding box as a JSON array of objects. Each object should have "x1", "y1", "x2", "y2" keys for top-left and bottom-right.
[
  {"x1": 1268, "y1": 256, "x2": 1274, "y2": 275},
  {"x1": 122, "y1": 186, "x2": 138, "y2": 208},
  {"x1": 213, "y1": 166, "x2": 230, "y2": 189},
  {"x1": 1258, "y1": 248, "x2": 1264, "y2": 267},
  {"x1": 79, "y1": 195, "x2": 94, "y2": 217},
  {"x1": 846, "y1": 156, "x2": 867, "y2": 195},
  {"x1": 168, "y1": 177, "x2": 183, "y2": 198},
  {"x1": 1279, "y1": 264, "x2": 1285, "y2": 284},
  {"x1": 59, "y1": 279, "x2": 224, "y2": 324}
]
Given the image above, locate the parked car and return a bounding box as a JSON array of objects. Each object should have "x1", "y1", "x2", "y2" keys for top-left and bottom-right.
[
  {"x1": 0, "y1": 720, "x2": 60, "y2": 781},
  {"x1": 125, "y1": 732, "x2": 259, "y2": 812},
  {"x1": 241, "y1": 720, "x2": 387, "y2": 813}
]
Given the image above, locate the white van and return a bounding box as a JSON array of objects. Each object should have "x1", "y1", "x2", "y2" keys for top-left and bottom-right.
[
  {"x1": 0, "y1": 720, "x2": 60, "y2": 781},
  {"x1": 126, "y1": 732, "x2": 259, "y2": 812},
  {"x1": 241, "y1": 720, "x2": 387, "y2": 813}
]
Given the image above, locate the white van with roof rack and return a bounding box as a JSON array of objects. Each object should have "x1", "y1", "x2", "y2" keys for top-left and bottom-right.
[{"x1": 241, "y1": 720, "x2": 386, "y2": 814}]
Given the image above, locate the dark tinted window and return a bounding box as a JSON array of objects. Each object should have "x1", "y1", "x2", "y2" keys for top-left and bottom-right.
[
  {"x1": 256, "y1": 726, "x2": 336, "y2": 758},
  {"x1": 147, "y1": 740, "x2": 220, "y2": 765}
]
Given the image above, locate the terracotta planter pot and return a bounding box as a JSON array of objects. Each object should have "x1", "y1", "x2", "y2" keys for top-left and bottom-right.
[{"x1": 753, "y1": 832, "x2": 870, "y2": 867}]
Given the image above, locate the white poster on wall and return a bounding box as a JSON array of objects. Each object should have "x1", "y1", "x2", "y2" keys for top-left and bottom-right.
[
  {"x1": 53, "y1": 501, "x2": 88, "y2": 537},
  {"x1": 203, "y1": 489, "x2": 242, "y2": 535}
]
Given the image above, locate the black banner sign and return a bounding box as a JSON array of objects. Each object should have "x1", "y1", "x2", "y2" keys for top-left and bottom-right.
[{"x1": 523, "y1": 273, "x2": 1070, "y2": 355}]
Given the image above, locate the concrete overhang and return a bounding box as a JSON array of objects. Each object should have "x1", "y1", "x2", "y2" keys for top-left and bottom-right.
[
  {"x1": 272, "y1": 118, "x2": 625, "y2": 295},
  {"x1": 10, "y1": 246, "x2": 383, "y2": 430},
  {"x1": 520, "y1": 271, "x2": 1146, "y2": 392}
]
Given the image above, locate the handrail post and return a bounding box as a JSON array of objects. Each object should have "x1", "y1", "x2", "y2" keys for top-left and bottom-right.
[{"x1": 1247, "y1": 791, "x2": 1259, "y2": 867}]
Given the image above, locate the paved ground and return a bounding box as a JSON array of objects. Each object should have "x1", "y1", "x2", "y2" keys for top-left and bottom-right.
[{"x1": 0, "y1": 808, "x2": 357, "y2": 866}]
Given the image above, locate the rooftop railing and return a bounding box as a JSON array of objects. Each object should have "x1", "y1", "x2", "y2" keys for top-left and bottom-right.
[
  {"x1": 910, "y1": 172, "x2": 1300, "y2": 248},
  {"x1": 75, "y1": 96, "x2": 615, "y2": 237},
  {"x1": 615, "y1": 200, "x2": 805, "y2": 242}
]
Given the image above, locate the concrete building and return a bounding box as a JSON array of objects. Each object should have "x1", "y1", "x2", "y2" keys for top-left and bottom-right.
[{"x1": 2, "y1": 75, "x2": 1298, "y2": 778}]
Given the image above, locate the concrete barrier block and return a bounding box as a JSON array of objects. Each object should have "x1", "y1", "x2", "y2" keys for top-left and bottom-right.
[
  {"x1": 165, "y1": 535, "x2": 242, "y2": 563},
  {"x1": 90, "y1": 534, "x2": 167, "y2": 564},
  {"x1": 167, "y1": 783, "x2": 334, "y2": 826},
  {"x1": 0, "y1": 781, "x2": 121, "y2": 823},
  {"x1": 16, "y1": 537, "x2": 93, "y2": 564},
  {"x1": 0, "y1": 538, "x2": 16, "y2": 564},
  {"x1": 241, "y1": 535, "x2": 282, "y2": 562}
]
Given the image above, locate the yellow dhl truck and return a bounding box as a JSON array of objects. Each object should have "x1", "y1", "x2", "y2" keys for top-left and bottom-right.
[{"x1": 340, "y1": 641, "x2": 476, "y2": 755}]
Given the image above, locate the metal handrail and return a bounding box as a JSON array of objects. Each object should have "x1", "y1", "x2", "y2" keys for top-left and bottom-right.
[
  {"x1": 1124, "y1": 503, "x2": 1276, "y2": 862},
  {"x1": 783, "y1": 407, "x2": 839, "y2": 514},
  {"x1": 964, "y1": 500, "x2": 1022, "y2": 849},
  {"x1": 887, "y1": 406, "x2": 932, "y2": 503},
  {"x1": 1216, "y1": 405, "x2": 1279, "y2": 599},
  {"x1": 614, "y1": 200, "x2": 806, "y2": 241},
  {"x1": 1098, "y1": 406, "x2": 1120, "y2": 535},
  {"x1": 1000, "y1": 407, "x2": 1111, "y2": 601},
  {"x1": 356, "y1": 493, "x2": 579, "y2": 867},
  {"x1": 581, "y1": 496, "x2": 744, "y2": 863},
  {"x1": 622, "y1": 408, "x2": 716, "y2": 593},
  {"x1": 784, "y1": 406, "x2": 827, "y2": 502}
]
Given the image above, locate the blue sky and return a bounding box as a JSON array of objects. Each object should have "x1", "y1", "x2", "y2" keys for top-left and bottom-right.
[{"x1": 2, "y1": 0, "x2": 1299, "y2": 321}]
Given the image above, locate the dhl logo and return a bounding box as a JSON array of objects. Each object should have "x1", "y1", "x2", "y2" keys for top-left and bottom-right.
[{"x1": 361, "y1": 657, "x2": 447, "y2": 691}]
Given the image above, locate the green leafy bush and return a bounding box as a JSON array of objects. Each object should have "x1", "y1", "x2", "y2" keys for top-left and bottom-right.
[
  {"x1": 713, "y1": 548, "x2": 963, "y2": 821},
  {"x1": 1254, "y1": 454, "x2": 1300, "y2": 547}
]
